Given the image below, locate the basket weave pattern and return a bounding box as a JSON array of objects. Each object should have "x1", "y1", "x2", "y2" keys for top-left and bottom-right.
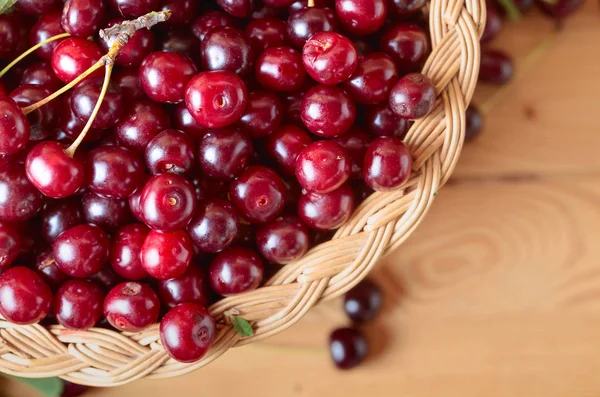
[{"x1": 0, "y1": 0, "x2": 485, "y2": 386}]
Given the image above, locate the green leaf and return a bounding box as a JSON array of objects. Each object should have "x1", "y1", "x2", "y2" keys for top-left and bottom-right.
[
  {"x1": 496, "y1": 0, "x2": 522, "y2": 21},
  {"x1": 231, "y1": 316, "x2": 253, "y2": 337},
  {"x1": 5, "y1": 376, "x2": 64, "y2": 397},
  {"x1": 0, "y1": 0, "x2": 18, "y2": 15}
]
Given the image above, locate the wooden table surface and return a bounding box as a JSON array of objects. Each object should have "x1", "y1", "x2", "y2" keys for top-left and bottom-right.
[{"x1": 4, "y1": 2, "x2": 600, "y2": 396}]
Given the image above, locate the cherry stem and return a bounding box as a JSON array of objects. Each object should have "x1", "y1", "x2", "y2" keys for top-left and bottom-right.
[
  {"x1": 64, "y1": 63, "x2": 113, "y2": 158},
  {"x1": 0, "y1": 33, "x2": 71, "y2": 79}
]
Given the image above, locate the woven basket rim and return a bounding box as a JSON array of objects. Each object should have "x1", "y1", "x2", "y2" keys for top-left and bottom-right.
[{"x1": 0, "y1": 0, "x2": 486, "y2": 386}]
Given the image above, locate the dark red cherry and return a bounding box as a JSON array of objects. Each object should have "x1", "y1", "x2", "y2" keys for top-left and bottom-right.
[
  {"x1": 335, "y1": 0, "x2": 387, "y2": 35},
  {"x1": 71, "y1": 76, "x2": 124, "y2": 129},
  {"x1": 190, "y1": 175, "x2": 229, "y2": 202},
  {"x1": 289, "y1": 0, "x2": 333, "y2": 12},
  {"x1": 89, "y1": 267, "x2": 122, "y2": 292},
  {"x1": 298, "y1": 183, "x2": 354, "y2": 230},
  {"x1": 108, "y1": 0, "x2": 158, "y2": 18},
  {"x1": 0, "y1": 222, "x2": 21, "y2": 271},
  {"x1": 197, "y1": 127, "x2": 253, "y2": 180},
  {"x1": 0, "y1": 14, "x2": 20, "y2": 58},
  {"x1": 256, "y1": 214, "x2": 309, "y2": 264},
  {"x1": 141, "y1": 230, "x2": 193, "y2": 280},
  {"x1": 465, "y1": 105, "x2": 483, "y2": 142},
  {"x1": 0, "y1": 163, "x2": 44, "y2": 222},
  {"x1": 344, "y1": 278, "x2": 382, "y2": 322},
  {"x1": 160, "y1": 302, "x2": 216, "y2": 363},
  {"x1": 158, "y1": 0, "x2": 200, "y2": 26},
  {"x1": 86, "y1": 146, "x2": 145, "y2": 198},
  {"x1": 380, "y1": 23, "x2": 429, "y2": 72},
  {"x1": 54, "y1": 279, "x2": 104, "y2": 330},
  {"x1": 33, "y1": 249, "x2": 68, "y2": 290},
  {"x1": 245, "y1": 17, "x2": 288, "y2": 54},
  {"x1": 238, "y1": 91, "x2": 283, "y2": 138},
  {"x1": 296, "y1": 140, "x2": 351, "y2": 194},
  {"x1": 16, "y1": 0, "x2": 60, "y2": 14},
  {"x1": 100, "y1": 18, "x2": 155, "y2": 67},
  {"x1": 201, "y1": 27, "x2": 253, "y2": 76},
  {"x1": 300, "y1": 85, "x2": 356, "y2": 137},
  {"x1": 51, "y1": 37, "x2": 103, "y2": 83},
  {"x1": 61, "y1": 0, "x2": 106, "y2": 38},
  {"x1": 229, "y1": 166, "x2": 287, "y2": 224},
  {"x1": 172, "y1": 103, "x2": 209, "y2": 139},
  {"x1": 254, "y1": 46, "x2": 307, "y2": 93},
  {"x1": 0, "y1": 267, "x2": 52, "y2": 325},
  {"x1": 265, "y1": 124, "x2": 312, "y2": 176},
  {"x1": 158, "y1": 265, "x2": 210, "y2": 308},
  {"x1": 185, "y1": 71, "x2": 249, "y2": 128},
  {"x1": 302, "y1": 32, "x2": 358, "y2": 85},
  {"x1": 343, "y1": 53, "x2": 398, "y2": 105},
  {"x1": 333, "y1": 126, "x2": 370, "y2": 179},
  {"x1": 82, "y1": 192, "x2": 133, "y2": 232},
  {"x1": 110, "y1": 224, "x2": 149, "y2": 280},
  {"x1": 482, "y1": 4, "x2": 503, "y2": 43},
  {"x1": 104, "y1": 281, "x2": 160, "y2": 332},
  {"x1": 139, "y1": 173, "x2": 197, "y2": 232},
  {"x1": 287, "y1": 7, "x2": 338, "y2": 49},
  {"x1": 389, "y1": 72, "x2": 436, "y2": 119},
  {"x1": 0, "y1": 97, "x2": 29, "y2": 156},
  {"x1": 25, "y1": 141, "x2": 85, "y2": 199},
  {"x1": 187, "y1": 198, "x2": 239, "y2": 253},
  {"x1": 128, "y1": 180, "x2": 149, "y2": 223},
  {"x1": 329, "y1": 327, "x2": 368, "y2": 369},
  {"x1": 53, "y1": 224, "x2": 110, "y2": 278},
  {"x1": 139, "y1": 52, "x2": 198, "y2": 104},
  {"x1": 57, "y1": 93, "x2": 105, "y2": 143},
  {"x1": 115, "y1": 100, "x2": 172, "y2": 153},
  {"x1": 145, "y1": 129, "x2": 195, "y2": 176},
  {"x1": 217, "y1": 0, "x2": 253, "y2": 17},
  {"x1": 388, "y1": 0, "x2": 426, "y2": 16},
  {"x1": 113, "y1": 68, "x2": 145, "y2": 102},
  {"x1": 364, "y1": 102, "x2": 409, "y2": 137},
  {"x1": 21, "y1": 61, "x2": 63, "y2": 91},
  {"x1": 536, "y1": 0, "x2": 582, "y2": 17},
  {"x1": 209, "y1": 246, "x2": 264, "y2": 295},
  {"x1": 156, "y1": 29, "x2": 200, "y2": 62},
  {"x1": 363, "y1": 136, "x2": 412, "y2": 191},
  {"x1": 191, "y1": 10, "x2": 236, "y2": 42},
  {"x1": 10, "y1": 84, "x2": 59, "y2": 141},
  {"x1": 29, "y1": 11, "x2": 66, "y2": 60},
  {"x1": 41, "y1": 198, "x2": 83, "y2": 243},
  {"x1": 479, "y1": 49, "x2": 514, "y2": 85}
]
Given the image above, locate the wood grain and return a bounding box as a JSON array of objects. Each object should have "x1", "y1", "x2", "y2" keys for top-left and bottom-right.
[{"x1": 4, "y1": 2, "x2": 600, "y2": 397}]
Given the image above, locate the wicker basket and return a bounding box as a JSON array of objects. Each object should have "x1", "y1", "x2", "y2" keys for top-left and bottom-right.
[{"x1": 0, "y1": 0, "x2": 485, "y2": 386}]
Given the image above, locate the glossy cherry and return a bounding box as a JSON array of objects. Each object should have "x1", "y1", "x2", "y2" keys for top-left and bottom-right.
[
  {"x1": 296, "y1": 141, "x2": 351, "y2": 194},
  {"x1": 71, "y1": 76, "x2": 124, "y2": 129},
  {"x1": 265, "y1": 124, "x2": 312, "y2": 175},
  {"x1": 479, "y1": 49, "x2": 514, "y2": 85},
  {"x1": 0, "y1": 97, "x2": 30, "y2": 156},
  {"x1": 115, "y1": 100, "x2": 172, "y2": 153},
  {"x1": 86, "y1": 146, "x2": 145, "y2": 198},
  {"x1": 82, "y1": 192, "x2": 133, "y2": 232},
  {"x1": 139, "y1": 52, "x2": 197, "y2": 104},
  {"x1": 10, "y1": 84, "x2": 59, "y2": 141},
  {"x1": 229, "y1": 166, "x2": 287, "y2": 224},
  {"x1": 187, "y1": 198, "x2": 239, "y2": 253},
  {"x1": 158, "y1": 0, "x2": 200, "y2": 26},
  {"x1": 156, "y1": 29, "x2": 200, "y2": 61},
  {"x1": 139, "y1": 173, "x2": 197, "y2": 231},
  {"x1": 51, "y1": 37, "x2": 103, "y2": 83},
  {"x1": 344, "y1": 52, "x2": 398, "y2": 105},
  {"x1": 0, "y1": 267, "x2": 52, "y2": 325},
  {"x1": 113, "y1": 68, "x2": 145, "y2": 102},
  {"x1": 333, "y1": 126, "x2": 371, "y2": 179},
  {"x1": 482, "y1": 4, "x2": 503, "y2": 43},
  {"x1": 103, "y1": 282, "x2": 160, "y2": 332},
  {"x1": 380, "y1": 23, "x2": 429, "y2": 72},
  {"x1": 465, "y1": 105, "x2": 483, "y2": 142},
  {"x1": 21, "y1": 61, "x2": 63, "y2": 91},
  {"x1": 54, "y1": 279, "x2": 104, "y2": 330},
  {"x1": 191, "y1": 10, "x2": 236, "y2": 41},
  {"x1": 335, "y1": 0, "x2": 387, "y2": 35},
  {"x1": 388, "y1": 0, "x2": 426, "y2": 16},
  {"x1": 389, "y1": 73, "x2": 436, "y2": 119},
  {"x1": 254, "y1": 46, "x2": 307, "y2": 92},
  {"x1": 0, "y1": 163, "x2": 44, "y2": 222},
  {"x1": 287, "y1": 7, "x2": 338, "y2": 49},
  {"x1": 141, "y1": 230, "x2": 194, "y2": 280},
  {"x1": 363, "y1": 136, "x2": 412, "y2": 191},
  {"x1": 217, "y1": 0, "x2": 253, "y2": 17},
  {"x1": 100, "y1": 18, "x2": 155, "y2": 67},
  {"x1": 16, "y1": 0, "x2": 60, "y2": 14},
  {"x1": 209, "y1": 246, "x2": 264, "y2": 295},
  {"x1": 29, "y1": 11, "x2": 66, "y2": 60},
  {"x1": 344, "y1": 278, "x2": 382, "y2": 322},
  {"x1": 172, "y1": 103, "x2": 208, "y2": 138},
  {"x1": 33, "y1": 249, "x2": 68, "y2": 290},
  {"x1": 109, "y1": 0, "x2": 158, "y2": 18},
  {"x1": 238, "y1": 91, "x2": 283, "y2": 138},
  {"x1": 185, "y1": 71, "x2": 249, "y2": 128},
  {"x1": 57, "y1": 93, "x2": 105, "y2": 143},
  {"x1": 256, "y1": 214, "x2": 309, "y2": 264},
  {"x1": 41, "y1": 198, "x2": 83, "y2": 243},
  {"x1": 110, "y1": 224, "x2": 149, "y2": 280},
  {"x1": 298, "y1": 183, "x2": 354, "y2": 230},
  {"x1": 245, "y1": 17, "x2": 288, "y2": 54},
  {"x1": 160, "y1": 302, "x2": 216, "y2": 363},
  {"x1": 201, "y1": 27, "x2": 253, "y2": 76},
  {"x1": 197, "y1": 127, "x2": 253, "y2": 180},
  {"x1": 329, "y1": 327, "x2": 368, "y2": 369},
  {"x1": 53, "y1": 224, "x2": 110, "y2": 278},
  {"x1": 0, "y1": 14, "x2": 20, "y2": 58},
  {"x1": 145, "y1": 129, "x2": 195, "y2": 176},
  {"x1": 25, "y1": 141, "x2": 85, "y2": 199},
  {"x1": 300, "y1": 85, "x2": 356, "y2": 137},
  {"x1": 158, "y1": 265, "x2": 210, "y2": 308},
  {"x1": 302, "y1": 32, "x2": 357, "y2": 85},
  {"x1": 61, "y1": 0, "x2": 106, "y2": 38},
  {"x1": 0, "y1": 222, "x2": 21, "y2": 271},
  {"x1": 364, "y1": 102, "x2": 409, "y2": 137}
]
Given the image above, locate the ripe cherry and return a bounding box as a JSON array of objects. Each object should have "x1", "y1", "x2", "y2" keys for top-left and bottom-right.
[
  {"x1": 197, "y1": 127, "x2": 253, "y2": 180},
  {"x1": 115, "y1": 99, "x2": 172, "y2": 153},
  {"x1": 29, "y1": 11, "x2": 66, "y2": 60},
  {"x1": 16, "y1": 0, "x2": 60, "y2": 15},
  {"x1": 139, "y1": 51, "x2": 198, "y2": 104},
  {"x1": 61, "y1": 0, "x2": 106, "y2": 38},
  {"x1": 254, "y1": 46, "x2": 307, "y2": 92},
  {"x1": 145, "y1": 129, "x2": 196, "y2": 175},
  {"x1": 21, "y1": 61, "x2": 63, "y2": 91},
  {"x1": 245, "y1": 17, "x2": 288, "y2": 54},
  {"x1": 344, "y1": 278, "x2": 382, "y2": 322},
  {"x1": 465, "y1": 105, "x2": 483, "y2": 142},
  {"x1": 0, "y1": 267, "x2": 52, "y2": 325},
  {"x1": 191, "y1": 10, "x2": 236, "y2": 41},
  {"x1": 333, "y1": 126, "x2": 371, "y2": 179},
  {"x1": 302, "y1": 32, "x2": 358, "y2": 85},
  {"x1": 0, "y1": 97, "x2": 30, "y2": 156},
  {"x1": 380, "y1": 23, "x2": 429, "y2": 72},
  {"x1": 238, "y1": 91, "x2": 283, "y2": 138},
  {"x1": 209, "y1": 246, "x2": 264, "y2": 295},
  {"x1": 158, "y1": 0, "x2": 200, "y2": 26},
  {"x1": 329, "y1": 327, "x2": 368, "y2": 369},
  {"x1": 104, "y1": 281, "x2": 160, "y2": 332},
  {"x1": 335, "y1": 0, "x2": 387, "y2": 35},
  {"x1": 51, "y1": 37, "x2": 103, "y2": 83},
  {"x1": 482, "y1": 4, "x2": 503, "y2": 43},
  {"x1": 0, "y1": 163, "x2": 44, "y2": 222},
  {"x1": 187, "y1": 198, "x2": 240, "y2": 253},
  {"x1": 54, "y1": 279, "x2": 104, "y2": 330},
  {"x1": 343, "y1": 52, "x2": 398, "y2": 105},
  {"x1": 156, "y1": 29, "x2": 200, "y2": 62},
  {"x1": 364, "y1": 102, "x2": 410, "y2": 138},
  {"x1": 33, "y1": 249, "x2": 68, "y2": 290},
  {"x1": 201, "y1": 27, "x2": 253, "y2": 76},
  {"x1": 0, "y1": 14, "x2": 20, "y2": 58},
  {"x1": 256, "y1": 214, "x2": 309, "y2": 264},
  {"x1": 141, "y1": 230, "x2": 194, "y2": 280},
  {"x1": 0, "y1": 222, "x2": 21, "y2": 271},
  {"x1": 388, "y1": 0, "x2": 426, "y2": 17},
  {"x1": 389, "y1": 73, "x2": 436, "y2": 119},
  {"x1": 100, "y1": 18, "x2": 155, "y2": 67},
  {"x1": 217, "y1": 0, "x2": 253, "y2": 17},
  {"x1": 287, "y1": 7, "x2": 338, "y2": 49},
  {"x1": 363, "y1": 136, "x2": 412, "y2": 191},
  {"x1": 10, "y1": 84, "x2": 59, "y2": 141},
  {"x1": 158, "y1": 265, "x2": 210, "y2": 309},
  {"x1": 110, "y1": 224, "x2": 150, "y2": 280},
  {"x1": 300, "y1": 85, "x2": 356, "y2": 137},
  {"x1": 53, "y1": 224, "x2": 110, "y2": 278},
  {"x1": 265, "y1": 124, "x2": 313, "y2": 176},
  {"x1": 109, "y1": 0, "x2": 158, "y2": 18},
  {"x1": 86, "y1": 146, "x2": 145, "y2": 198},
  {"x1": 172, "y1": 103, "x2": 208, "y2": 138},
  {"x1": 298, "y1": 183, "x2": 354, "y2": 230},
  {"x1": 113, "y1": 68, "x2": 145, "y2": 102},
  {"x1": 40, "y1": 198, "x2": 83, "y2": 243},
  {"x1": 71, "y1": 76, "x2": 125, "y2": 129},
  {"x1": 82, "y1": 192, "x2": 133, "y2": 232},
  {"x1": 296, "y1": 140, "x2": 351, "y2": 194},
  {"x1": 479, "y1": 49, "x2": 514, "y2": 85}
]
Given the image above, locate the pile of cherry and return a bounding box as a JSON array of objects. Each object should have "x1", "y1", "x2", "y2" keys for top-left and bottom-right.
[{"x1": 0, "y1": 0, "x2": 435, "y2": 364}]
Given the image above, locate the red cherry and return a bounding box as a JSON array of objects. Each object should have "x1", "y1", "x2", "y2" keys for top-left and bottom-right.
[
  {"x1": 110, "y1": 224, "x2": 150, "y2": 280},
  {"x1": 158, "y1": 265, "x2": 210, "y2": 309},
  {"x1": 53, "y1": 224, "x2": 110, "y2": 278},
  {"x1": 363, "y1": 136, "x2": 412, "y2": 191},
  {"x1": 141, "y1": 230, "x2": 194, "y2": 280},
  {"x1": 0, "y1": 267, "x2": 52, "y2": 325},
  {"x1": 103, "y1": 281, "x2": 160, "y2": 332},
  {"x1": 297, "y1": 183, "x2": 354, "y2": 230},
  {"x1": 54, "y1": 279, "x2": 104, "y2": 330},
  {"x1": 209, "y1": 246, "x2": 264, "y2": 296},
  {"x1": 295, "y1": 140, "x2": 352, "y2": 194},
  {"x1": 51, "y1": 37, "x2": 103, "y2": 83}
]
